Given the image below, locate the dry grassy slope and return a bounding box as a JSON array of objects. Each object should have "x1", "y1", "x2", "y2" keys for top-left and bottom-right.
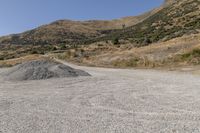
[
  {"x1": 99, "y1": 0, "x2": 200, "y2": 45},
  {"x1": 0, "y1": 54, "x2": 47, "y2": 67},
  {"x1": 63, "y1": 33, "x2": 200, "y2": 68},
  {"x1": 0, "y1": 3, "x2": 164, "y2": 46},
  {"x1": 164, "y1": 0, "x2": 175, "y2": 6},
  {"x1": 3, "y1": 0, "x2": 199, "y2": 47}
]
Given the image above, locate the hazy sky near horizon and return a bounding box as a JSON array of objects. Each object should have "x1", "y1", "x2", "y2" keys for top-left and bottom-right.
[{"x1": 0, "y1": 0, "x2": 164, "y2": 36}]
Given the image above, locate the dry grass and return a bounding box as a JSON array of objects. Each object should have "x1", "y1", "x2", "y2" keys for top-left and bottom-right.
[
  {"x1": 55, "y1": 33, "x2": 200, "y2": 69},
  {"x1": 0, "y1": 54, "x2": 49, "y2": 67}
]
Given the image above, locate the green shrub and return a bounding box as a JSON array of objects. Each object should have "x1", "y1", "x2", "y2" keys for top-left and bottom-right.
[
  {"x1": 60, "y1": 44, "x2": 67, "y2": 50},
  {"x1": 181, "y1": 53, "x2": 191, "y2": 60},
  {"x1": 30, "y1": 50, "x2": 39, "y2": 54},
  {"x1": 112, "y1": 37, "x2": 119, "y2": 45},
  {"x1": 192, "y1": 49, "x2": 200, "y2": 57},
  {"x1": 52, "y1": 47, "x2": 57, "y2": 51},
  {"x1": 181, "y1": 49, "x2": 200, "y2": 60},
  {"x1": 0, "y1": 56, "x2": 4, "y2": 60}
]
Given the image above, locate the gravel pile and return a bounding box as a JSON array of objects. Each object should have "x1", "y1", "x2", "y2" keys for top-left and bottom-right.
[{"x1": 1, "y1": 60, "x2": 90, "y2": 81}]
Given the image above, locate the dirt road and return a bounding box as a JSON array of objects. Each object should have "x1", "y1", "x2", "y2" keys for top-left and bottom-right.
[{"x1": 1, "y1": 62, "x2": 200, "y2": 133}]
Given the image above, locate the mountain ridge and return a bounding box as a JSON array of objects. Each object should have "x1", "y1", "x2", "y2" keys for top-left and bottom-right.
[
  {"x1": 0, "y1": 1, "x2": 166, "y2": 45},
  {"x1": 2, "y1": 0, "x2": 200, "y2": 47},
  {"x1": 96, "y1": 0, "x2": 200, "y2": 45}
]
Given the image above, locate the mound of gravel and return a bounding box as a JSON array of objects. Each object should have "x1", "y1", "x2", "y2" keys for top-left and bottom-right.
[{"x1": 1, "y1": 60, "x2": 90, "y2": 81}]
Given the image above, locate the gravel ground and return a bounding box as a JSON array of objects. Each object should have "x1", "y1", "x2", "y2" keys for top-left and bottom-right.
[{"x1": 0, "y1": 61, "x2": 200, "y2": 133}]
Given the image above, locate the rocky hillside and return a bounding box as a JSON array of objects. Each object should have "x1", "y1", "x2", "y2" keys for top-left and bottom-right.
[
  {"x1": 0, "y1": 4, "x2": 162, "y2": 46},
  {"x1": 97, "y1": 0, "x2": 200, "y2": 46},
  {"x1": 0, "y1": 0, "x2": 199, "y2": 47},
  {"x1": 164, "y1": 0, "x2": 175, "y2": 6}
]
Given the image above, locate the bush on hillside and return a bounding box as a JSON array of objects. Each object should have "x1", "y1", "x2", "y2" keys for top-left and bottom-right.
[{"x1": 112, "y1": 37, "x2": 119, "y2": 45}]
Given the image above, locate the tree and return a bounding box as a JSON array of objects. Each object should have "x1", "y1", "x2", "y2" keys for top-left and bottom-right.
[
  {"x1": 122, "y1": 24, "x2": 126, "y2": 33},
  {"x1": 122, "y1": 24, "x2": 126, "y2": 29}
]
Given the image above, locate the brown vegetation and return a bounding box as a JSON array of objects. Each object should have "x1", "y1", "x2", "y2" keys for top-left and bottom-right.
[
  {"x1": 54, "y1": 33, "x2": 200, "y2": 69},
  {"x1": 0, "y1": 0, "x2": 200, "y2": 71}
]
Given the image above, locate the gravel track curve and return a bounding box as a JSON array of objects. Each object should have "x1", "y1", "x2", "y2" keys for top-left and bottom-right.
[{"x1": 0, "y1": 61, "x2": 200, "y2": 133}]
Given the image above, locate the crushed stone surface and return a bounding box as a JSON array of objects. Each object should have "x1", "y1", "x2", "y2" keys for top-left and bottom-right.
[{"x1": 0, "y1": 61, "x2": 200, "y2": 133}]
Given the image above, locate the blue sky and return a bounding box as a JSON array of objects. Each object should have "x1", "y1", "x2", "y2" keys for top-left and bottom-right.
[{"x1": 0, "y1": 0, "x2": 164, "y2": 36}]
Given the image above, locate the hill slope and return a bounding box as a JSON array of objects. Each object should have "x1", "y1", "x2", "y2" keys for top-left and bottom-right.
[
  {"x1": 0, "y1": 0, "x2": 199, "y2": 47},
  {"x1": 0, "y1": 5, "x2": 162, "y2": 45},
  {"x1": 96, "y1": 0, "x2": 200, "y2": 45}
]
